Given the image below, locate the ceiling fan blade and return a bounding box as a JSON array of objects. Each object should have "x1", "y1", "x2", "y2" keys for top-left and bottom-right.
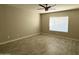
[
  {"x1": 38, "y1": 4, "x2": 56, "y2": 11},
  {"x1": 39, "y1": 4, "x2": 45, "y2": 8},
  {"x1": 48, "y1": 6, "x2": 52, "y2": 8}
]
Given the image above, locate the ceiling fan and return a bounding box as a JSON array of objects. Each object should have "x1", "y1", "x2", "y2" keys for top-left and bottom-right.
[{"x1": 38, "y1": 4, "x2": 56, "y2": 11}]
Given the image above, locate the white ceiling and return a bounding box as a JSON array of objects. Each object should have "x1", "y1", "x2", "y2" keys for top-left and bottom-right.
[{"x1": 8, "y1": 4, "x2": 79, "y2": 13}]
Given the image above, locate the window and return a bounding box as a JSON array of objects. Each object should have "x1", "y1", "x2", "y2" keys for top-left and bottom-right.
[{"x1": 49, "y1": 16, "x2": 68, "y2": 32}]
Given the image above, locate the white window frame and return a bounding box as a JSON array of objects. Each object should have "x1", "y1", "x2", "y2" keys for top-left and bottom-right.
[{"x1": 49, "y1": 16, "x2": 68, "y2": 32}]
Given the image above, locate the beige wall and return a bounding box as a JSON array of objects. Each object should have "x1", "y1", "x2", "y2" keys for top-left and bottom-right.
[
  {"x1": 0, "y1": 5, "x2": 40, "y2": 43},
  {"x1": 41, "y1": 9, "x2": 79, "y2": 39}
]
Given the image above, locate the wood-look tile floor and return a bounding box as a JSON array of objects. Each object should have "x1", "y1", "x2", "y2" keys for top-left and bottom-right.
[{"x1": 0, "y1": 34, "x2": 79, "y2": 55}]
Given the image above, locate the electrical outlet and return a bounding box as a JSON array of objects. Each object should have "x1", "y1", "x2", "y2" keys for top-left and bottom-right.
[{"x1": 8, "y1": 36, "x2": 10, "y2": 39}]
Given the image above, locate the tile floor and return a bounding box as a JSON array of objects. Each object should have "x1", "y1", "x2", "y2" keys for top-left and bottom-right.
[{"x1": 0, "y1": 34, "x2": 79, "y2": 55}]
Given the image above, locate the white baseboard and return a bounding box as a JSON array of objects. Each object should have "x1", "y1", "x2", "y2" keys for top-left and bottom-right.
[
  {"x1": 0, "y1": 33, "x2": 40, "y2": 45},
  {"x1": 0, "y1": 33, "x2": 78, "y2": 45},
  {"x1": 42, "y1": 33, "x2": 79, "y2": 41}
]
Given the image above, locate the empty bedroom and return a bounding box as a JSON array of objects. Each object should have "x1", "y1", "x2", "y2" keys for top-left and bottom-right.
[{"x1": 0, "y1": 4, "x2": 79, "y2": 55}]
